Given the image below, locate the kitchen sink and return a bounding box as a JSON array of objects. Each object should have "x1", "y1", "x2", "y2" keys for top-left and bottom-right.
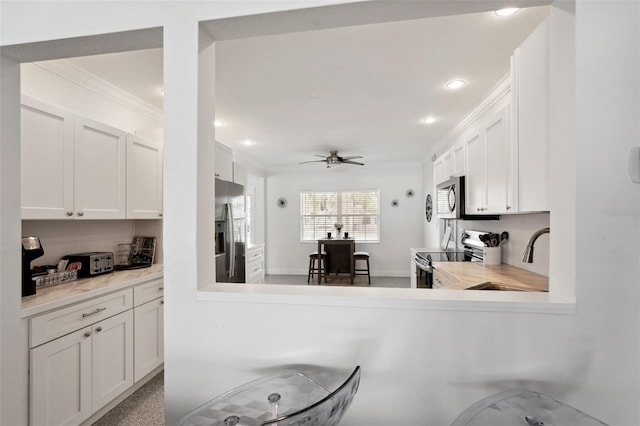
[{"x1": 465, "y1": 282, "x2": 526, "y2": 291}]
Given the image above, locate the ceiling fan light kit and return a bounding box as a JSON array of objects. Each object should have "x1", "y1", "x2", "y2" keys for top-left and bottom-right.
[{"x1": 300, "y1": 150, "x2": 365, "y2": 167}]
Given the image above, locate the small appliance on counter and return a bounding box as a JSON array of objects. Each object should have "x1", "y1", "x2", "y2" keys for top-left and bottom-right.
[
  {"x1": 114, "y1": 236, "x2": 156, "y2": 270},
  {"x1": 22, "y1": 236, "x2": 44, "y2": 297},
  {"x1": 62, "y1": 252, "x2": 114, "y2": 278}
]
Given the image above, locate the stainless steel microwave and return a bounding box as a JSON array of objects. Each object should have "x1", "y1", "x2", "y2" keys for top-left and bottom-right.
[{"x1": 436, "y1": 176, "x2": 464, "y2": 219}]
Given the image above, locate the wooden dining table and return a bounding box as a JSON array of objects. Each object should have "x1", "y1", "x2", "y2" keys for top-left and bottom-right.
[{"x1": 317, "y1": 238, "x2": 355, "y2": 284}]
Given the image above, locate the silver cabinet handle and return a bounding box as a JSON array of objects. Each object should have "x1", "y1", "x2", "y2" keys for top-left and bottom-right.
[
  {"x1": 84, "y1": 331, "x2": 91, "y2": 338},
  {"x1": 82, "y1": 307, "x2": 106, "y2": 318},
  {"x1": 66, "y1": 211, "x2": 73, "y2": 216},
  {"x1": 158, "y1": 286, "x2": 164, "y2": 291},
  {"x1": 161, "y1": 300, "x2": 164, "y2": 305},
  {"x1": 77, "y1": 212, "x2": 84, "y2": 217},
  {"x1": 95, "y1": 326, "x2": 103, "y2": 332},
  {"x1": 159, "y1": 213, "x2": 163, "y2": 217},
  {"x1": 506, "y1": 205, "x2": 512, "y2": 210}
]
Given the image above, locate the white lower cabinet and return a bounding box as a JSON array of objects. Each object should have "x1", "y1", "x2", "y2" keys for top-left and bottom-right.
[
  {"x1": 30, "y1": 309, "x2": 133, "y2": 426},
  {"x1": 30, "y1": 326, "x2": 92, "y2": 426},
  {"x1": 134, "y1": 297, "x2": 164, "y2": 382},
  {"x1": 29, "y1": 278, "x2": 164, "y2": 426},
  {"x1": 246, "y1": 245, "x2": 265, "y2": 284}
]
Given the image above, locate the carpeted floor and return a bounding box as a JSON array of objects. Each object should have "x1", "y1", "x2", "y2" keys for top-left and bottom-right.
[{"x1": 92, "y1": 372, "x2": 164, "y2": 426}]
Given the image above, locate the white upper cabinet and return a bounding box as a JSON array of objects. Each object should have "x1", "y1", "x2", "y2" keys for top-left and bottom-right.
[
  {"x1": 464, "y1": 91, "x2": 512, "y2": 215},
  {"x1": 126, "y1": 135, "x2": 163, "y2": 219},
  {"x1": 21, "y1": 97, "x2": 75, "y2": 219},
  {"x1": 512, "y1": 18, "x2": 550, "y2": 212},
  {"x1": 74, "y1": 117, "x2": 127, "y2": 219},
  {"x1": 21, "y1": 97, "x2": 163, "y2": 220},
  {"x1": 433, "y1": 138, "x2": 465, "y2": 186},
  {"x1": 215, "y1": 141, "x2": 233, "y2": 181}
]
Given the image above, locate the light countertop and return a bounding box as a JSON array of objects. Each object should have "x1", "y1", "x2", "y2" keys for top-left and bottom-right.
[
  {"x1": 433, "y1": 262, "x2": 548, "y2": 292},
  {"x1": 21, "y1": 264, "x2": 163, "y2": 318}
]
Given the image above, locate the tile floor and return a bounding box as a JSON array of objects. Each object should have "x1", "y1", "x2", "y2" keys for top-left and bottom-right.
[
  {"x1": 92, "y1": 372, "x2": 164, "y2": 426},
  {"x1": 264, "y1": 274, "x2": 410, "y2": 288}
]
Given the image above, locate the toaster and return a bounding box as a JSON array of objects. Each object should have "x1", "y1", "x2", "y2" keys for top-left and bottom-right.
[{"x1": 63, "y1": 252, "x2": 114, "y2": 278}]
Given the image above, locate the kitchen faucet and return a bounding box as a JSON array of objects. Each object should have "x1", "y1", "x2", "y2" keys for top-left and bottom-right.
[{"x1": 522, "y1": 227, "x2": 550, "y2": 263}]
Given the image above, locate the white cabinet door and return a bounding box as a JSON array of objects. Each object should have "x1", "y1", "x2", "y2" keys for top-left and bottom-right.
[
  {"x1": 30, "y1": 327, "x2": 92, "y2": 426},
  {"x1": 451, "y1": 140, "x2": 465, "y2": 177},
  {"x1": 484, "y1": 103, "x2": 509, "y2": 213},
  {"x1": 464, "y1": 91, "x2": 512, "y2": 215},
  {"x1": 126, "y1": 135, "x2": 163, "y2": 219},
  {"x1": 74, "y1": 117, "x2": 126, "y2": 219},
  {"x1": 21, "y1": 97, "x2": 75, "y2": 219},
  {"x1": 215, "y1": 141, "x2": 233, "y2": 181},
  {"x1": 512, "y1": 18, "x2": 550, "y2": 212},
  {"x1": 464, "y1": 129, "x2": 485, "y2": 214},
  {"x1": 91, "y1": 310, "x2": 134, "y2": 411},
  {"x1": 134, "y1": 298, "x2": 164, "y2": 382}
]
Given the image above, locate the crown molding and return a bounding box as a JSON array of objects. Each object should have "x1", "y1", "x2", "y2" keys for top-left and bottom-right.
[
  {"x1": 425, "y1": 72, "x2": 512, "y2": 164},
  {"x1": 34, "y1": 60, "x2": 163, "y2": 124}
]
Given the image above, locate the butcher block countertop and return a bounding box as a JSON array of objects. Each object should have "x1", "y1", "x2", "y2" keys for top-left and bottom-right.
[
  {"x1": 432, "y1": 262, "x2": 548, "y2": 292},
  {"x1": 21, "y1": 264, "x2": 163, "y2": 318}
]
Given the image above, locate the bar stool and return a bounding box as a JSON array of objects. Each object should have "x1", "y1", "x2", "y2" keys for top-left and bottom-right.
[
  {"x1": 353, "y1": 251, "x2": 370, "y2": 285},
  {"x1": 308, "y1": 251, "x2": 327, "y2": 283}
]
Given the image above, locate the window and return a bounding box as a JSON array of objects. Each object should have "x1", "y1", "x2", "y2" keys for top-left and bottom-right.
[{"x1": 300, "y1": 190, "x2": 380, "y2": 242}]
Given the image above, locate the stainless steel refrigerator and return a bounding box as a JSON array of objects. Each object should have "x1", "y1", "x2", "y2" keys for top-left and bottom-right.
[{"x1": 215, "y1": 178, "x2": 246, "y2": 283}]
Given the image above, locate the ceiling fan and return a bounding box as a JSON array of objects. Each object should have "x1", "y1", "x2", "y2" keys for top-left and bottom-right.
[{"x1": 299, "y1": 150, "x2": 364, "y2": 168}]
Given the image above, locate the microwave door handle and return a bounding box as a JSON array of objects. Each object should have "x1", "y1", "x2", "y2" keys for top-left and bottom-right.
[{"x1": 226, "y1": 203, "x2": 235, "y2": 278}]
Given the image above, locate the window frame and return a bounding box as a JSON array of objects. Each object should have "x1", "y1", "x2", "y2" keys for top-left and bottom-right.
[{"x1": 299, "y1": 188, "x2": 380, "y2": 243}]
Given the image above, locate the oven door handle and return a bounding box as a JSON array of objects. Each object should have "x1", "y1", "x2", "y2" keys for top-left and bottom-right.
[{"x1": 413, "y1": 258, "x2": 432, "y2": 273}]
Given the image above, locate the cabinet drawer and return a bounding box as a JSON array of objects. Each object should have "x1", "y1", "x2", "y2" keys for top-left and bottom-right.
[
  {"x1": 247, "y1": 257, "x2": 264, "y2": 278},
  {"x1": 246, "y1": 246, "x2": 264, "y2": 262},
  {"x1": 30, "y1": 288, "x2": 132, "y2": 348},
  {"x1": 133, "y1": 278, "x2": 164, "y2": 306}
]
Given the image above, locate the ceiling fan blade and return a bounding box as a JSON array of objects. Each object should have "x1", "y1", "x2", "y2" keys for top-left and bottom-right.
[
  {"x1": 299, "y1": 159, "x2": 327, "y2": 164},
  {"x1": 314, "y1": 154, "x2": 328, "y2": 158},
  {"x1": 342, "y1": 160, "x2": 365, "y2": 166}
]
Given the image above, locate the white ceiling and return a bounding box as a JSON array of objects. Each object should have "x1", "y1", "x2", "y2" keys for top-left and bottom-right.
[{"x1": 62, "y1": 5, "x2": 549, "y2": 169}]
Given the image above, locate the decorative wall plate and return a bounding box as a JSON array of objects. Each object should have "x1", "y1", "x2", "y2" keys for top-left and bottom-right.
[
  {"x1": 277, "y1": 197, "x2": 287, "y2": 208},
  {"x1": 425, "y1": 194, "x2": 433, "y2": 222}
]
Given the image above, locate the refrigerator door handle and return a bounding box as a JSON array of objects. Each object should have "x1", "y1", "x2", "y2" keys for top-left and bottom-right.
[{"x1": 226, "y1": 203, "x2": 235, "y2": 278}]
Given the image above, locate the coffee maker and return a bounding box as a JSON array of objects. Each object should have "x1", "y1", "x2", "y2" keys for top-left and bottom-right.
[{"x1": 22, "y1": 237, "x2": 44, "y2": 297}]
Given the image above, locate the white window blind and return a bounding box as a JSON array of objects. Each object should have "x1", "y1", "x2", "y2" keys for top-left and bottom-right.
[{"x1": 300, "y1": 189, "x2": 380, "y2": 242}]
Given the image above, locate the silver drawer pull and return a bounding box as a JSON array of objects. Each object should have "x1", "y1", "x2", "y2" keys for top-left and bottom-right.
[
  {"x1": 95, "y1": 326, "x2": 103, "y2": 332},
  {"x1": 161, "y1": 300, "x2": 164, "y2": 305},
  {"x1": 84, "y1": 331, "x2": 91, "y2": 338},
  {"x1": 82, "y1": 307, "x2": 106, "y2": 318},
  {"x1": 158, "y1": 286, "x2": 164, "y2": 291}
]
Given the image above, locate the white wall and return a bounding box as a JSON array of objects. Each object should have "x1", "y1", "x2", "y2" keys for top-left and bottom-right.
[
  {"x1": 21, "y1": 62, "x2": 161, "y2": 134},
  {"x1": 2, "y1": 2, "x2": 640, "y2": 426},
  {"x1": 265, "y1": 164, "x2": 423, "y2": 276}
]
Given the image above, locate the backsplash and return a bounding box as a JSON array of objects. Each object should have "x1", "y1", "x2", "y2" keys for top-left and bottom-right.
[
  {"x1": 22, "y1": 220, "x2": 163, "y2": 267},
  {"x1": 458, "y1": 212, "x2": 550, "y2": 276}
]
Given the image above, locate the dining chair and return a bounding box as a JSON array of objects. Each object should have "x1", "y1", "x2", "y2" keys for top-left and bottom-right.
[
  {"x1": 353, "y1": 251, "x2": 370, "y2": 285},
  {"x1": 307, "y1": 251, "x2": 327, "y2": 283}
]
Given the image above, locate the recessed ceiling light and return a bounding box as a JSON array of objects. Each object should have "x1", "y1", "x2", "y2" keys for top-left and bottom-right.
[
  {"x1": 446, "y1": 79, "x2": 466, "y2": 90},
  {"x1": 422, "y1": 116, "x2": 438, "y2": 125},
  {"x1": 243, "y1": 139, "x2": 255, "y2": 146},
  {"x1": 213, "y1": 120, "x2": 226, "y2": 127},
  {"x1": 495, "y1": 8, "x2": 520, "y2": 17}
]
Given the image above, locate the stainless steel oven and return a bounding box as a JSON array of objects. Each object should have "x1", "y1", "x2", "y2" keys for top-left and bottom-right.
[{"x1": 413, "y1": 230, "x2": 489, "y2": 289}]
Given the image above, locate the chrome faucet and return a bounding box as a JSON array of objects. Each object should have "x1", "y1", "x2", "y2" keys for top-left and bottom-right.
[{"x1": 522, "y1": 227, "x2": 550, "y2": 263}]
